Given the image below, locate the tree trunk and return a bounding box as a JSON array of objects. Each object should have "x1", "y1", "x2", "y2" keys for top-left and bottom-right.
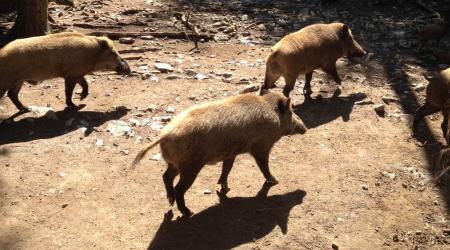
[{"x1": 6, "y1": 0, "x2": 49, "y2": 41}]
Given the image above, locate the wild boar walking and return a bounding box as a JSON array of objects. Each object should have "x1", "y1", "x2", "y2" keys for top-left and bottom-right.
[
  {"x1": 413, "y1": 68, "x2": 450, "y2": 144},
  {"x1": 261, "y1": 23, "x2": 366, "y2": 98},
  {"x1": 132, "y1": 91, "x2": 307, "y2": 217},
  {"x1": 0, "y1": 32, "x2": 130, "y2": 112}
]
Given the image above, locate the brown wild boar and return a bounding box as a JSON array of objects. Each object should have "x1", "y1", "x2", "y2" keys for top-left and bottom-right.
[
  {"x1": 261, "y1": 22, "x2": 366, "y2": 98},
  {"x1": 132, "y1": 90, "x2": 307, "y2": 216},
  {"x1": 0, "y1": 32, "x2": 130, "y2": 112},
  {"x1": 413, "y1": 68, "x2": 450, "y2": 144},
  {"x1": 417, "y1": 20, "x2": 448, "y2": 52},
  {"x1": 434, "y1": 50, "x2": 450, "y2": 64}
]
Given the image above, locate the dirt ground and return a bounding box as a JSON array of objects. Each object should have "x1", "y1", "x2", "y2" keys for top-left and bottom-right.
[{"x1": 0, "y1": 0, "x2": 449, "y2": 249}]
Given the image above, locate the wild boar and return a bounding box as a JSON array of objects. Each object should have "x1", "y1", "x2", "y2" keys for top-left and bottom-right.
[
  {"x1": 413, "y1": 68, "x2": 450, "y2": 144},
  {"x1": 132, "y1": 90, "x2": 307, "y2": 217},
  {"x1": 0, "y1": 32, "x2": 130, "y2": 113},
  {"x1": 434, "y1": 50, "x2": 450, "y2": 64},
  {"x1": 417, "y1": 19, "x2": 448, "y2": 52},
  {"x1": 261, "y1": 22, "x2": 366, "y2": 98}
]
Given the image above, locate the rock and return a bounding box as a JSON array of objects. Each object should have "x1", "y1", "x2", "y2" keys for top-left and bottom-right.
[
  {"x1": 332, "y1": 243, "x2": 339, "y2": 250},
  {"x1": 393, "y1": 234, "x2": 399, "y2": 242},
  {"x1": 106, "y1": 120, "x2": 132, "y2": 137},
  {"x1": 195, "y1": 73, "x2": 208, "y2": 80},
  {"x1": 120, "y1": 149, "x2": 129, "y2": 155},
  {"x1": 185, "y1": 69, "x2": 196, "y2": 76},
  {"x1": 415, "y1": 230, "x2": 422, "y2": 235},
  {"x1": 61, "y1": 204, "x2": 68, "y2": 208},
  {"x1": 382, "y1": 171, "x2": 396, "y2": 180},
  {"x1": 166, "y1": 74, "x2": 181, "y2": 80},
  {"x1": 382, "y1": 95, "x2": 398, "y2": 104},
  {"x1": 141, "y1": 35, "x2": 155, "y2": 40},
  {"x1": 155, "y1": 63, "x2": 174, "y2": 73},
  {"x1": 374, "y1": 104, "x2": 385, "y2": 116},
  {"x1": 203, "y1": 189, "x2": 212, "y2": 194},
  {"x1": 152, "y1": 116, "x2": 172, "y2": 122},
  {"x1": 166, "y1": 106, "x2": 175, "y2": 113},
  {"x1": 362, "y1": 185, "x2": 368, "y2": 190},
  {"x1": 257, "y1": 24, "x2": 266, "y2": 31},
  {"x1": 142, "y1": 72, "x2": 152, "y2": 80},
  {"x1": 222, "y1": 72, "x2": 233, "y2": 78},
  {"x1": 241, "y1": 14, "x2": 248, "y2": 21},
  {"x1": 29, "y1": 106, "x2": 58, "y2": 120},
  {"x1": 239, "y1": 84, "x2": 259, "y2": 94},
  {"x1": 214, "y1": 33, "x2": 230, "y2": 42},
  {"x1": 95, "y1": 139, "x2": 103, "y2": 147},
  {"x1": 151, "y1": 153, "x2": 161, "y2": 161},
  {"x1": 237, "y1": 77, "x2": 251, "y2": 84},
  {"x1": 413, "y1": 84, "x2": 426, "y2": 91},
  {"x1": 443, "y1": 228, "x2": 450, "y2": 235},
  {"x1": 119, "y1": 37, "x2": 135, "y2": 44}
]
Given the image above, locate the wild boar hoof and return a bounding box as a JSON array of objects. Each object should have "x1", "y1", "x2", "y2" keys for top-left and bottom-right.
[
  {"x1": 180, "y1": 207, "x2": 193, "y2": 217},
  {"x1": 19, "y1": 106, "x2": 31, "y2": 113},
  {"x1": 332, "y1": 87, "x2": 342, "y2": 98}
]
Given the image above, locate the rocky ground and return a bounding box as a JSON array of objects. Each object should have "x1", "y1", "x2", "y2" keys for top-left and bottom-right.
[{"x1": 0, "y1": 0, "x2": 449, "y2": 249}]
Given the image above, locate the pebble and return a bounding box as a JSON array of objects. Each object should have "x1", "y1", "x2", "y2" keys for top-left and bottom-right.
[
  {"x1": 119, "y1": 37, "x2": 135, "y2": 44},
  {"x1": 29, "y1": 106, "x2": 58, "y2": 120},
  {"x1": 106, "y1": 120, "x2": 132, "y2": 137},
  {"x1": 382, "y1": 171, "x2": 396, "y2": 180},
  {"x1": 166, "y1": 106, "x2": 175, "y2": 113},
  {"x1": 155, "y1": 63, "x2": 174, "y2": 73},
  {"x1": 166, "y1": 74, "x2": 181, "y2": 80},
  {"x1": 151, "y1": 153, "x2": 161, "y2": 161},
  {"x1": 332, "y1": 243, "x2": 339, "y2": 250},
  {"x1": 362, "y1": 185, "x2": 369, "y2": 190},
  {"x1": 141, "y1": 35, "x2": 155, "y2": 40},
  {"x1": 203, "y1": 189, "x2": 212, "y2": 194},
  {"x1": 95, "y1": 139, "x2": 103, "y2": 147},
  {"x1": 393, "y1": 234, "x2": 399, "y2": 242},
  {"x1": 195, "y1": 73, "x2": 208, "y2": 80},
  {"x1": 374, "y1": 104, "x2": 385, "y2": 116}
]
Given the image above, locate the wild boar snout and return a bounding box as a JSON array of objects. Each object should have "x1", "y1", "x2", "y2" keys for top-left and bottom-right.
[
  {"x1": 116, "y1": 57, "x2": 131, "y2": 75},
  {"x1": 292, "y1": 114, "x2": 307, "y2": 135},
  {"x1": 349, "y1": 41, "x2": 366, "y2": 58}
]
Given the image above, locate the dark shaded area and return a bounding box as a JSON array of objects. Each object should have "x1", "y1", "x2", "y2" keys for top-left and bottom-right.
[
  {"x1": 293, "y1": 93, "x2": 367, "y2": 129},
  {"x1": 148, "y1": 182, "x2": 306, "y2": 250},
  {"x1": 0, "y1": 107, "x2": 128, "y2": 145}
]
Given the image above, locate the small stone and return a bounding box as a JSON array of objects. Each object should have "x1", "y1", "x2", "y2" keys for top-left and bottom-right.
[
  {"x1": 95, "y1": 139, "x2": 103, "y2": 147},
  {"x1": 433, "y1": 200, "x2": 439, "y2": 205},
  {"x1": 443, "y1": 228, "x2": 450, "y2": 235},
  {"x1": 61, "y1": 204, "x2": 68, "y2": 208},
  {"x1": 332, "y1": 243, "x2": 339, "y2": 250},
  {"x1": 119, "y1": 37, "x2": 135, "y2": 44},
  {"x1": 166, "y1": 74, "x2": 181, "y2": 80},
  {"x1": 120, "y1": 150, "x2": 129, "y2": 155},
  {"x1": 155, "y1": 63, "x2": 174, "y2": 73},
  {"x1": 256, "y1": 24, "x2": 266, "y2": 31},
  {"x1": 415, "y1": 230, "x2": 422, "y2": 235},
  {"x1": 141, "y1": 35, "x2": 155, "y2": 40},
  {"x1": 166, "y1": 106, "x2": 175, "y2": 113},
  {"x1": 142, "y1": 72, "x2": 152, "y2": 80},
  {"x1": 362, "y1": 185, "x2": 369, "y2": 190},
  {"x1": 393, "y1": 234, "x2": 399, "y2": 242},
  {"x1": 413, "y1": 84, "x2": 426, "y2": 91},
  {"x1": 195, "y1": 73, "x2": 208, "y2": 80},
  {"x1": 402, "y1": 183, "x2": 408, "y2": 188},
  {"x1": 239, "y1": 84, "x2": 259, "y2": 94},
  {"x1": 29, "y1": 106, "x2": 58, "y2": 120},
  {"x1": 240, "y1": 14, "x2": 248, "y2": 21},
  {"x1": 382, "y1": 171, "x2": 396, "y2": 180},
  {"x1": 106, "y1": 120, "x2": 132, "y2": 137},
  {"x1": 374, "y1": 104, "x2": 385, "y2": 116},
  {"x1": 203, "y1": 189, "x2": 212, "y2": 194},
  {"x1": 151, "y1": 153, "x2": 161, "y2": 161}
]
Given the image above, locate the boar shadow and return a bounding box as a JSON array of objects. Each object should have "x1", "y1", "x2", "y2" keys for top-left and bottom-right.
[
  {"x1": 0, "y1": 107, "x2": 129, "y2": 145},
  {"x1": 293, "y1": 93, "x2": 367, "y2": 129},
  {"x1": 148, "y1": 182, "x2": 306, "y2": 250}
]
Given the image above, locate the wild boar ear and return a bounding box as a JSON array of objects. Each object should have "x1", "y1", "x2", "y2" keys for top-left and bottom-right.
[
  {"x1": 98, "y1": 39, "x2": 109, "y2": 50},
  {"x1": 339, "y1": 24, "x2": 350, "y2": 38},
  {"x1": 277, "y1": 98, "x2": 291, "y2": 114}
]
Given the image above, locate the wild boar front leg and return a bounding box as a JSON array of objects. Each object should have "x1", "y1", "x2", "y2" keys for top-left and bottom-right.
[
  {"x1": 64, "y1": 77, "x2": 78, "y2": 108},
  {"x1": 163, "y1": 164, "x2": 179, "y2": 206},
  {"x1": 8, "y1": 82, "x2": 30, "y2": 113},
  {"x1": 321, "y1": 64, "x2": 342, "y2": 97},
  {"x1": 412, "y1": 102, "x2": 440, "y2": 135},
  {"x1": 251, "y1": 148, "x2": 278, "y2": 185},
  {"x1": 282, "y1": 74, "x2": 297, "y2": 97},
  {"x1": 217, "y1": 156, "x2": 236, "y2": 193},
  {"x1": 303, "y1": 72, "x2": 313, "y2": 98}
]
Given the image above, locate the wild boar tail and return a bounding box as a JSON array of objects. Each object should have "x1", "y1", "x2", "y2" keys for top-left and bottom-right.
[{"x1": 131, "y1": 136, "x2": 163, "y2": 169}]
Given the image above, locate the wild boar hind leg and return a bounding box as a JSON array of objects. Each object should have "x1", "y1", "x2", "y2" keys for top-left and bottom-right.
[
  {"x1": 7, "y1": 81, "x2": 30, "y2": 113},
  {"x1": 78, "y1": 77, "x2": 89, "y2": 100},
  {"x1": 303, "y1": 72, "x2": 313, "y2": 98},
  {"x1": 321, "y1": 64, "x2": 342, "y2": 97},
  {"x1": 163, "y1": 164, "x2": 179, "y2": 205},
  {"x1": 174, "y1": 165, "x2": 203, "y2": 217},
  {"x1": 217, "y1": 156, "x2": 236, "y2": 194}
]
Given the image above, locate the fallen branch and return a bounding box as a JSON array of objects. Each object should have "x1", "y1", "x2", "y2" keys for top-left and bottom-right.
[
  {"x1": 118, "y1": 47, "x2": 162, "y2": 54},
  {"x1": 87, "y1": 31, "x2": 214, "y2": 41},
  {"x1": 74, "y1": 23, "x2": 117, "y2": 29}
]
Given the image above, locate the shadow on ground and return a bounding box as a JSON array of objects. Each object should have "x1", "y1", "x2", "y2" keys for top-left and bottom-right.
[
  {"x1": 293, "y1": 93, "x2": 367, "y2": 129},
  {"x1": 148, "y1": 182, "x2": 306, "y2": 250},
  {"x1": 0, "y1": 107, "x2": 128, "y2": 145}
]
